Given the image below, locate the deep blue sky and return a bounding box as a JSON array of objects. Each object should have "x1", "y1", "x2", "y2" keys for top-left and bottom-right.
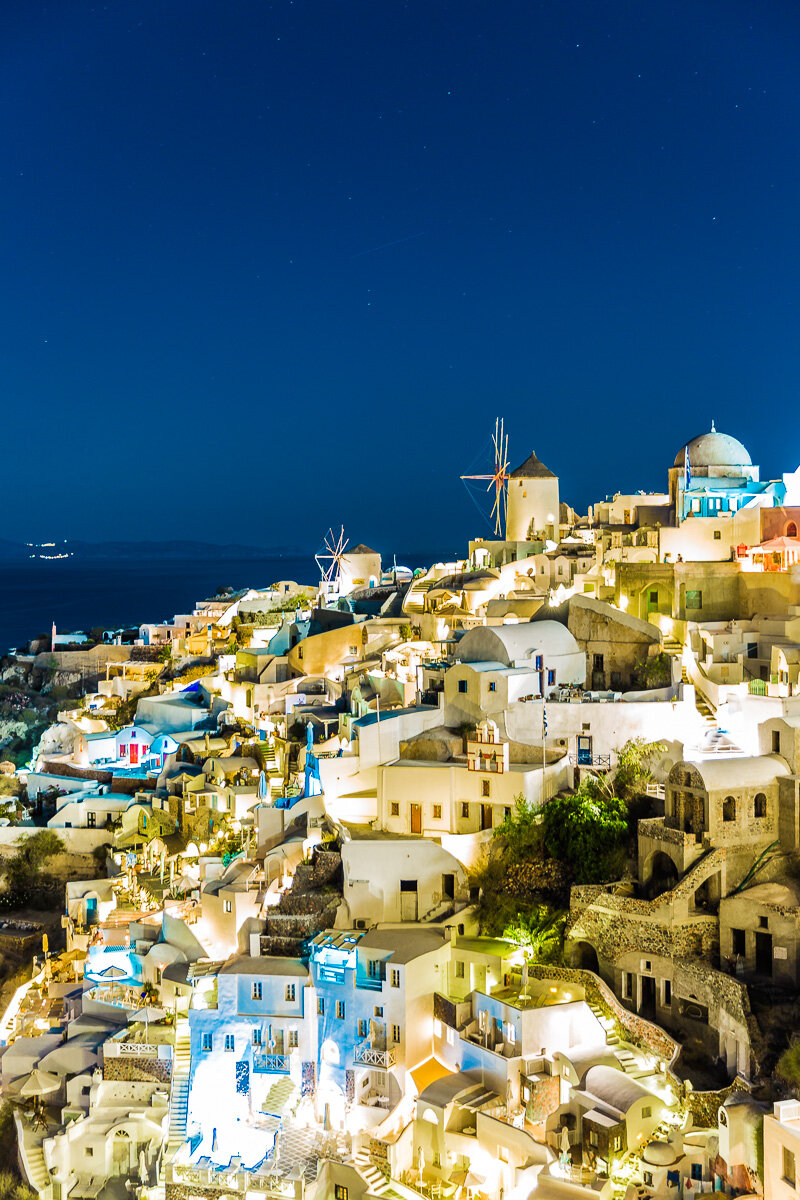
[{"x1": 3, "y1": 0, "x2": 800, "y2": 551}]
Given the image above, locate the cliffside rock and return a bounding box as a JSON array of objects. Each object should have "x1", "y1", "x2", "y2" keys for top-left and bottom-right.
[{"x1": 34, "y1": 722, "x2": 77, "y2": 760}]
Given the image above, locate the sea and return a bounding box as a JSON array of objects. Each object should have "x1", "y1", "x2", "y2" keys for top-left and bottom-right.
[{"x1": 0, "y1": 551, "x2": 447, "y2": 654}]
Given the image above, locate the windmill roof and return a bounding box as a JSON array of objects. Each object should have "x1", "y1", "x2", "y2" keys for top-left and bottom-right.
[
  {"x1": 510, "y1": 451, "x2": 557, "y2": 479},
  {"x1": 348, "y1": 543, "x2": 378, "y2": 555}
]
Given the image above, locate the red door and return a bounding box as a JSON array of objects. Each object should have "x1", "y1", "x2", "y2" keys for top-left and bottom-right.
[{"x1": 129, "y1": 742, "x2": 139, "y2": 766}]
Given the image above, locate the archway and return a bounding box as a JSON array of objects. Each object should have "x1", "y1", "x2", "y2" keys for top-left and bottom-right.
[
  {"x1": 643, "y1": 850, "x2": 679, "y2": 899},
  {"x1": 788, "y1": 522, "x2": 798, "y2": 538},
  {"x1": 573, "y1": 941, "x2": 599, "y2": 973}
]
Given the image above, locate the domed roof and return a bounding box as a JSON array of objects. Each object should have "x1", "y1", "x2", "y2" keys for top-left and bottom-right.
[
  {"x1": 643, "y1": 1141, "x2": 681, "y2": 1167},
  {"x1": 673, "y1": 424, "x2": 751, "y2": 469}
]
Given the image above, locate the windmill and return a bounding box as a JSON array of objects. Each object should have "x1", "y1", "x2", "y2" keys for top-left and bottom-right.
[
  {"x1": 315, "y1": 526, "x2": 349, "y2": 590},
  {"x1": 461, "y1": 417, "x2": 511, "y2": 537}
]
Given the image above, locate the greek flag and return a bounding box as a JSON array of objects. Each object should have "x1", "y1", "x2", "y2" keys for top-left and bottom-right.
[
  {"x1": 684, "y1": 444, "x2": 691, "y2": 486},
  {"x1": 542, "y1": 704, "x2": 548, "y2": 736}
]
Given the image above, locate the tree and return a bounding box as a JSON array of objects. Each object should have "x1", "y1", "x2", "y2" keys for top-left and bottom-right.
[
  {"x1": 541, "y1": 789, "x2": 629, "y2": 884},
  {"x1": 778, "y1": 1040, "x2": 800, "y2": 1091},
  {"x1": 503, "y1": 906, "x2": 566, "y2": 964},
  {"x1": 494, "y1": 796, "x2": 543, "y2": 858},
  {"x1": 586, "y1": 737, "x2": 666, "y2": 806}
]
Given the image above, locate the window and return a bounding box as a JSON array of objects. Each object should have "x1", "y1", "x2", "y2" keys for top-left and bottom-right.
[
  {"x1": 288, "y1": 1030, "x2": 298, "y2": 1048},
  {"x1": 433, "y1": 804, "x2": 442, "y2": 819},
  {"x1": 358, "y1": 1019, "x2": 368, "y2": 1037},
  {"x1": 535, "y1": 655, "x2": 543, "y2": 670},
  {"x1": 392, "y1": 1023, "x2": 401, "y2": 1043},
  {"x1": 759, "y1": 915, "x2": 769, "y2": 929},
  {"x1": 722, "y1": 795, "x2": 736, "y2": 822},
  {"x1": 390, "y1": 802, "x2": 399, "y2": 816},
  {"x1": 252, "y1": 1027, "x2": 262, "y2": 1046},
  {"x1": 644, "y1": 1172, "x2": 653, "y2": 1187},
  {"x1": 458, "y1": 679, "x2": 468, "y2": 693},
  {"x1": 224, "y1": 1034, "x2": 235, "y2": 1052},
  {"x1": 87, "y1": 812, "x2": 96, "y2": 828},
  {"x1": 374, "y1": 1006, "x2": 383, "y2": 1017},
  {"x1": 252, "y1": 981, "x2": 262, "y2": 1000},
  {"x1": 461, "y1": 802, "x2": 470, "y2": 818},
  {"x1": 488, "y1": 681, "x2": 496, "y2": 692},
  {"x1": 547, "y1": 669, "x2": 556, "y2": 686},
  {"x1": 85, "y1": 1148, "x2": 94, "y2": 1158},
  {"x1": 349, "y1": 646, "x2": 358, "y2": 656},
  {"x1": 285, "y1": 984, "x2": 296, "y2": 1001},
  {"x1": 714, "y1": 529, "x2": 721, "y2": 540},
  {"x1": 589, "y1": 1130, "x2": 598, "y2": 1147},
  {"x1": 317, "y1": 998, "x2": 325, "y2": 1016},
  {"x1": 223, "y1": 900, "x2": 232, "y2": 913},
  {"x1": 201, "y1": 1032, "x2": 212, "y2": 1051},
  {"x1": 784, "y1": 1147, "x2": 796, "y2": 1187},
  {"x1": 481, "y1": 780, "x2": 490, "y2": 798},
  {"x1": 455, "y1": 960, "x2": 465, "y2": 979},
  {"x1": 686, "y1": 590, "x2": 703, "y2": 610},
  {"x1": 611, "y1": 1135, "x2": 622, "y2": 1151},
  {"x1": 336, "y1": 1001, "x2": 345, "y2": 1019},
  {"x1": 624, "y1": 972, "x2": 633, "y2": 999},
  {"x1": 642, "y1": 1106, "x2": 651, "y2": 1119},
  {"x1": 390, "y1": 970, "x2": 400, "y2": 988},
  {"x1": 773, "y1": 731, "x2": 781, "y2": 753},
  {"x1": 754, "y1": 793, "x2": 767, "y2": 818},
  {"x1": 664, "y1": 979, "x2": 671, "y2": 1006},
  {"x1": 593, "y1": 654, "x2": 604, "y2": 672},
  {"x1": 335, "y1": 1187, "x2": 349, "y2": 1200}
]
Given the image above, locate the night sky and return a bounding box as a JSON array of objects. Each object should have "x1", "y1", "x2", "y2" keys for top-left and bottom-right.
[{"x1": 3, "y1": 1, "x2": 800, "y2": 552}]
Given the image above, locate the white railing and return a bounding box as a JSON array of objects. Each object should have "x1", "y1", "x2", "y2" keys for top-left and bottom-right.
[{"x1": 354, "y1": 1041, "x2": 396, "y2": 1068}]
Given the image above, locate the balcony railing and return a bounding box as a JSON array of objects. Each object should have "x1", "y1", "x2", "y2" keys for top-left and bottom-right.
[
  {"x1": 356, "y1": 973, "x2": 384, "y2": 991},
  {"x1": 354, "y1": 1041, "x2": 396, "y2": 1068},
  {"x1": 568, "y1": 753, "x2": 611, "y2": 769},
  {"x1": 252, "y1": 1053, "x2": 291, "y2": 1073}
]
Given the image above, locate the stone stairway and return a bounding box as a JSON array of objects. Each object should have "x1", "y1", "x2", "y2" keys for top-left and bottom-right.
[
  {"x1": 25, "y1": 1144, "x2": 49, "y2": 1195},
  {"x1": 354, "y1": 1152, "x2": 391, "y2": 1195},
  {"x1": 588, "y1": 1000, "x2": 619, "y2": 1046},
  {"x1": 158, "y1": 1017, "x2": 191, "y2": 1186}
]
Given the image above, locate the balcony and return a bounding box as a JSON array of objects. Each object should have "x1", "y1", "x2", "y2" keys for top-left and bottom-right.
[
  {"x1": 356, "y1": 972, "x2": 384, "y2": 992},
  {"x1": 354, "y1": 1041, "x2": 396, "y2": 1069},
  {"x1": 252, "y1": 1053, "x2": 291, "y2": 1073}
]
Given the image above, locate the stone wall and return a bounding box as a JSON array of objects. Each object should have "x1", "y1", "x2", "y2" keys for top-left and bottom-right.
[
  {"x1": 526, "y1": 963, "x2": 680, "y2": 1067},
  {"x1": 103, "y1": 1057, "x2": 171, "y2": 1083}
]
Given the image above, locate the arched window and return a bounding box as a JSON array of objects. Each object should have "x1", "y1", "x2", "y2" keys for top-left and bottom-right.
[
  {"x1": 787, "y1": 522, "x2": 798, "y2": 538},
  {"x1": 754, "y1": 793, "x2": 767, "y2": 818},
  {"x1": 722, "y1": 796, "x2": 736, "y2": 822}
]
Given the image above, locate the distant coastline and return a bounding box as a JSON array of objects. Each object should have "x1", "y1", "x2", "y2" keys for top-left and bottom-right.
[
  {"x1": 0, "y1": 539, "x2": 304, "y2": 563},
  {"x1": 0, "y1": 546, "x2": 451, "y2": 653}
]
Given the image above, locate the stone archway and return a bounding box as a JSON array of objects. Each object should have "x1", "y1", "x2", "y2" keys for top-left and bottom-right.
[
  {"x1": 643, "y1": 850, "x2": 679, "y2": 899},
  {"x1": 572, "y1": 941, "x2": 599, "y2": 973}
]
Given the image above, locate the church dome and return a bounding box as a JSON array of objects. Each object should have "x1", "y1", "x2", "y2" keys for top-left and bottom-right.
[{"x1": 673, "y1": 425, "x2": 752, "y2": 470}]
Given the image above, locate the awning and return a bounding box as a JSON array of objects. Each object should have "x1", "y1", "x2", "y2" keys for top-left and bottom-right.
[{"x1": 411, "y1": 1056, "x2": 452, "y2": 1094}]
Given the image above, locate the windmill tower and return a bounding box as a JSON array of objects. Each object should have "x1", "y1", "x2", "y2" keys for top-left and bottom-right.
[
  {"x1": 315, "y1": 527, "x2": 348, "y2": 600},
  {"x1": 460, "y1": 418, "x2": 511, "y2": 538}
]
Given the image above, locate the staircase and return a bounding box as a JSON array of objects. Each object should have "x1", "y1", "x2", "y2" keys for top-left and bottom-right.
[
  {"x1": 694, "y1": 688, "x2": 716, "y2": 726},
  {"x1": 588, "y1": 1000, "x2": 619, "y2": 1047},
  {"x1": 24, "y1": 1145, "x2": 49, "y2": 1196},
  {"x1": 354, "y1": 1152, "x2": 390, "y2": 1195},
  {"x1": 158, "y1": 1016, "x2": 191, "y2": 1186},
  {"x1": 662, "y1": 635, "x2": 682, "y2": 660}
]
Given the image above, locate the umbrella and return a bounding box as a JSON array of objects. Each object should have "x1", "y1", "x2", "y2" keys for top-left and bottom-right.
[
  {"x1": 127, "y1": 1006, "x2": 166, "y2": 1024},
  {"x1": 257, "y1": 771, "x2": 269, "y2": 801},
  {"x1": 139, "y1": 1149, "x2": 148, "y2": 1186},
  {"x1": 561, "y1": 1125, "x2": 571, "y2": 1155},
  {"x1": 98, "y1": 964, "x2": 127, "y2": 979},
  {"x1": 418, "y1": 1147, "x2": 425, "y2": 1175},
  {"x1": 18, "y1": 1069, "x2": 61, "y2": 1098},
  {"x1": 39, "y1": 1046, "x2": 97, "y2": 1076},
  {"x1": 98, "y1": 962, "x2": 127, "y2": 1001}
]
